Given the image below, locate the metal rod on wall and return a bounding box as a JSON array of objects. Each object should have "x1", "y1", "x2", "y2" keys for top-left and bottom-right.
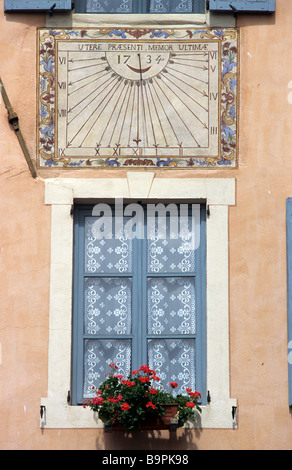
[{"x1": 1, "y1": 77, "x2": 37, "y2": 179}]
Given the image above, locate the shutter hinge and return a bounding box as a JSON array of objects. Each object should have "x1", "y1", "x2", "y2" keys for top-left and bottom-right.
[
  {"x1": 70, "y1": 206, "x2": 74, "y2": 217},
  {"x1": 232, "y1": 406, "x2": 237, "y2": 420},
  {"x1": 67, "y1": 390, "x2": 71, "y2": 404},
  {"x1": 229, "y1": 3, "x2": 239, "y2": 16},
  {"x1": 49, "y1": 3, "x2": 56, "y2": 15},
  {"x1": 207, "y1": 205, "x2": 210, "y2": 217}
]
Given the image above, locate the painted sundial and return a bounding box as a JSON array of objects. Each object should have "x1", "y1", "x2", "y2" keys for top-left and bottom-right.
[{"x1": 38, "y1": 28, "x2": 238, "y2": 168}]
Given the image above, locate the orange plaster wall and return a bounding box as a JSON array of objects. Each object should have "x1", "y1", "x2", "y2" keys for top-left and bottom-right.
[{"x1": 1, "y1": 0, "x2": 292, "y2": 450}]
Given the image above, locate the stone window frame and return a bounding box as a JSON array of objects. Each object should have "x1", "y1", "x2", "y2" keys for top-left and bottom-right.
[{"x1": 41, "y1": 174, "x2": 237, "y2": 429}]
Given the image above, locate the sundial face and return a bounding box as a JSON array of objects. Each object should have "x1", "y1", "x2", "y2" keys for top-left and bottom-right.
[
  {"x1": 105, "y1": 49, "x2": 169, "y2": 80},
  {"x1": 37, "y1": 28, "x2": 238, "y2": 168}
]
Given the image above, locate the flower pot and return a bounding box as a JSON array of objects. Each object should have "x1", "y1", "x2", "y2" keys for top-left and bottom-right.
[
  {"x1": 154, "y1": 403, "x2": 179, "y2": 427},
  {"x1": 104, "y1": 403, "x2": 179, "y2": 432}
]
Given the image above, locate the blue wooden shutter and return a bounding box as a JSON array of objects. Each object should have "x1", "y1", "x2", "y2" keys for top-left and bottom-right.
[
  {"x1": 287, "y1": 199, "x2": 292, "y2": 407},
  {"x1": 4, "y1": 0, "x2": 71, "y2": 11},
  {"x1": 209, "y1": 0, "x2": 275, "y2": 12}
]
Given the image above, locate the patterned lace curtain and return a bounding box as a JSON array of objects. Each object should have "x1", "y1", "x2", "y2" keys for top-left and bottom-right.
[
  {"x1": 83, "y1": 215, "x2": 133, "y2": 397},
  {"x1": 150, "y1": 0, "x2": 193, "y2": 13},
  {"x1": 85, "y1": 0, "x2": 133, "y2": 13},
  {"x1": 146, "y1": 208, "x2": 198, "y2": 395},
  {"x1": 82, "y1": 205, "x2": 199, "y2": 398}
]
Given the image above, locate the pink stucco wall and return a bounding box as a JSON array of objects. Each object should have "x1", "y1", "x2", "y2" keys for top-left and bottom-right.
[{"x1": 0, "y1": 0, "x2": 292, "y2": 450}]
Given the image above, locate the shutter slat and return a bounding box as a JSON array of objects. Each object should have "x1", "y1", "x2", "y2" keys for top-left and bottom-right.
[
  {"x1": 287, "y1": 199, "x2": 292, "y2": 407},
  {"x1": 209, "y1": 0, "x2": 275, "y2": 12},
  {"x1": 4, "y1": 0, "x2": 71, "y2": 10}
]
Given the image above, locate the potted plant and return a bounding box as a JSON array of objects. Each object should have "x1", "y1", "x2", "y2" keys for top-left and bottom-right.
[{"x1": 83, "y1": 363, "x2": 202, "y2": 431}]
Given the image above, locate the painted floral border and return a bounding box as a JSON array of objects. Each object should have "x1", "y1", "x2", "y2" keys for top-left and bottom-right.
[{"x1": 37, "y1": 27, "x2": 238, "y2": 169}]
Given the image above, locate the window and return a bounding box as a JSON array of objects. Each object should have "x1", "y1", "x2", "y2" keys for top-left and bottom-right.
[
  {"x1": 41, "y1": 176, "x2": 237, "y2": 429},
  {"x1": 72, "y1": 202, "x2": 206, "y2": 406},
  {"x1": 74, "y1": 0, "x2": 206, "y2": 14}
]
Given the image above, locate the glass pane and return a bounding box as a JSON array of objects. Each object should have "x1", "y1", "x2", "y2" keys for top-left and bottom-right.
[
  {"x1": 85, "y1": 0, "x2": 133, "y2": 13},
  {"x1": 84, "y1": 277, "x2": 132, "y2": 335},
  {"x1": 150, "y1": 0, "x2": 193, "y2": 13},
  {"x1": 147, "y1": 277, "x2": 196, "y2": 335},
  {"x1": 147, "y1": 208, "x2": 199, "y2": 273},
  {"x1": 148, "y1": 338, "x2": 196, "y2": 394},
  {"x1": 85, "y1": 216, "x2": 132, "y2": 274},
  {"x1": 83, "y1": 339, "x2": 131, "y2": 397}
]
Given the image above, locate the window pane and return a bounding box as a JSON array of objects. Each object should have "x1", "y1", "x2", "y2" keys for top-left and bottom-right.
[
  {"x1": 150, "y1": 0, "x2": 193, "y2": 13},
  {"x1": 147, "y1": 211, "x2": 198, "y2": 273},
  {"x1": 147, "y1": 277, "x2": 196, "y2": 335},
  {"x1": 148, "y1": 338, "x2": 196, "y2": 394},
  {"x1": 83, "y1": 339, "x2": 132, "y2": 397},
  {"x1": 84, "y1": 277, "x2": 132, "y2": 335},
  {"x1": 85, "y1": 0, "x2": 133, "y2": 13},
  {"x1": 85, "y1": 216, "x2": 133, "y2": 274}
]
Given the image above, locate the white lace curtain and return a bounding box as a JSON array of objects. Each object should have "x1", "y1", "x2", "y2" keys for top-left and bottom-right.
[{"x1": 85, "y1": 0, "x2": 193, "y2": 13}]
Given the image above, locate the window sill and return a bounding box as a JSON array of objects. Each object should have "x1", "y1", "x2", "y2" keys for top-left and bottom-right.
[
  {"x1": 40, "y1": 400, "x2": 237, "y2": 429},
  {"x1": 45, "y1": 11, "x2": 236, "y2": 28}
]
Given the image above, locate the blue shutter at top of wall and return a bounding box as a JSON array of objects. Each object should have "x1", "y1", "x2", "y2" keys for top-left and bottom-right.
[
  {"x1": 209, "y1": 0, "x2": 275, "y2": 12},
  {"x1": 4, "y1": 0, "x2": 72, "y2": 11},
  {"x1": 287, "y1": 199, "x2": 292, "y2": 407}
]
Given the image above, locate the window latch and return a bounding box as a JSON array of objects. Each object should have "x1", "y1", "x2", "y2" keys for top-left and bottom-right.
[
  {"x1": 40, "y1": 405, "x2": 46, "y2": 419},
  {"x1": 207, "y1": 390, "x2": 211, "y2": 403}
]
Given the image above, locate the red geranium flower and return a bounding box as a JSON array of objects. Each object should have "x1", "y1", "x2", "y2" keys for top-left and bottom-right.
[
  {"x1": 146, "y1": 401, "x2": 156, "y2": 409},
  {"x1": 186, "y1": 402, "x2": 195, "y2": 408},
  {"x1": 139, "y1": 365, "x2": 150, "y2": 374},
  {"x1": 139, "y1": 376, "x2": 150, "y2": 383},
  {"x1": 189, "y1": 391, "x2": 201, "y2": 398},
  {"x1": 121, "y1": 403, "x2": 130, "y2": 411},
  {"x1": 92, "y1": 396, "x2": 103, "y2": 405},
  {"x1": 170, "y1": 382, "x2": 178, "y2": 389}
]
